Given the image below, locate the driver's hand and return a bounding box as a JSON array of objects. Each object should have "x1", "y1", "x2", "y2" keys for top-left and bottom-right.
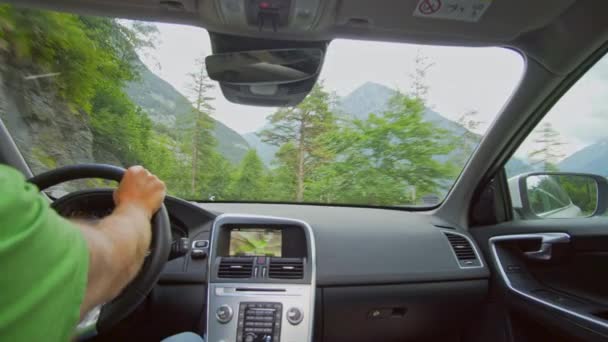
[{"x1": 113, "y1": 166, "x2": 166, "y2": 219}]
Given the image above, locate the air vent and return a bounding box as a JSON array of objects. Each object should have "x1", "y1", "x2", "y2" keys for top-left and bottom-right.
[
  {"x1": 269, "y1": 258, "x2": 304, "y2": 279},
  {"x1": 444, "y1": 232, "x2": 482, "y2": 268},
  {"x1": 218, "y1": 257, "x2": 254, "y2": 278}
]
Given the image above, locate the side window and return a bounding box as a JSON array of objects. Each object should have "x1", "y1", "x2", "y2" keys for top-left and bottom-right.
[{"x1": 506, "y1": 54, "x2": 608, "y2": 219}]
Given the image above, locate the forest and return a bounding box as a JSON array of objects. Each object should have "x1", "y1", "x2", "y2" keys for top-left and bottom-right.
[{"x1": 0, "y1": 6, "x2": 568, "y2": 207}]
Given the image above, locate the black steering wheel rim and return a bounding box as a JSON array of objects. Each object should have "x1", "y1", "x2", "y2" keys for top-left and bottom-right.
[{"x1": 28, "y1": 164, "x2": 171, "y2": 338}]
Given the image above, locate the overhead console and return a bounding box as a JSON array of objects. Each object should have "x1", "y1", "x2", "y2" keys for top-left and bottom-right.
[
  {"x1": 207, "y1": 214, "x2": 316, "y2": 342},
  {"x1": 214, "y1": 0, "x2": 323, "y2": 33}
]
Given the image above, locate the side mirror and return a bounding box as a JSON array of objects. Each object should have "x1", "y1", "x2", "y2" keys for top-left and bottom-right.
[{"x1": 509, "y1": 172, "x2": 608, "y2": 219}]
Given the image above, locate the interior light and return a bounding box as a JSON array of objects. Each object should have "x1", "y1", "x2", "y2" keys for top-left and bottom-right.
[{"x1": 250, "y1": 84, "x2": 279, "y2": 96}]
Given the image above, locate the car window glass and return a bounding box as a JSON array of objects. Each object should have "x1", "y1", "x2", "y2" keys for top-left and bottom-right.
[
  {"x1": 506, "y1": 53, "x2": 608, "y2": 219},
  {"x1": 0, "y1": 6, "x2": 523, "y2": 206}
]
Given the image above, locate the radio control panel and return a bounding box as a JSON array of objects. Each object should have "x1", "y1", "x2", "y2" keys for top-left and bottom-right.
[{"x1": 237, "y1": 302, "x2": 282, "y2": 342}]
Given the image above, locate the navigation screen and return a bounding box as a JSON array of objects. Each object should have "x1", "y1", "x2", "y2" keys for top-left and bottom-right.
[{"x1": 229, "y1": 228, "x2": 282, "y2": 257}]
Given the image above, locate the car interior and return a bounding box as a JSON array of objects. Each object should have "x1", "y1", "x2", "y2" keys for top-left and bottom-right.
[{"x1": 2, "y1": 0, "x2": 608, "y2": 341}]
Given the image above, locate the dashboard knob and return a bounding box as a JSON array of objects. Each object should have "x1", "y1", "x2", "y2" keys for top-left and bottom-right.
[
  {"x1": 216, "y1": 305, "x2": 233, "y2": 323},
  {"x1": 244, "y1": 333, "x2": 255, "y2": 342},
  {"x1": 286, "y1": 307, "x2": 303, "y2": 325}
]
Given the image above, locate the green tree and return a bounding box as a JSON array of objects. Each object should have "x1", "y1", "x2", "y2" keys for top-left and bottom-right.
[
  {"x1": 182, "y1": 56, "x2": 217, "y2": 197},
  {"x1": 319, "y1": 93, "x2": 458, "y2": 205},
  {"x1": 0, "y1": 7, "x2": 125, "y2": 111},
  {"x1": 528, "y1": 122, "x2": 566, "y2": 171},
  {"x1": 201, "y1": 152, "x2": 233, "y2": 200},
  {"x1": 228, "y1": 149, "x2": 266, "y2": 200},
  {"x1": 558, "y1": 175, "x2": 598, "y2": 215},
  {"x1": 259, "y1": 83, "x2": 337, "y2": 201},
  {"x1": 452, "y1": 109, "x2": 482, "y2": 168},
  {"x1": 409, "y1": 49, "x2": 435, "y2": 101},
  {"x1": 140, "y1": 134, "x2": 190, "y2": 196},
  {"x1": 263, "y1": 143, "x2": 298, "y2": 201}
]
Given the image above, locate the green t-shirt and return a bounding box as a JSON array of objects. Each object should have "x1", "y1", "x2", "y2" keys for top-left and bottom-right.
[{"x1": 0, "y1": 165, "x2": 89, "y2": 341}]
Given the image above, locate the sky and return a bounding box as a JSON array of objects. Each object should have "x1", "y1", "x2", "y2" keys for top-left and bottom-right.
[{"x1": 138, "y1": 22, "x2": 608, "y2": 161}]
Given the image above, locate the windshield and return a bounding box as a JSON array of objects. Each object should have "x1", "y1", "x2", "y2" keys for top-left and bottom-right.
[{"x1": 0, "y1": 6, "x2": 523, "y2": 207}]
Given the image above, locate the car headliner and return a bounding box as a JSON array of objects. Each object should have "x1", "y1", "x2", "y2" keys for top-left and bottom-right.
[
  {"x1": 4, "y1": 0, "x2": 606, "y2": 75},
  {"x1": 3, "y1": 0, "x2": 608, "y2": 228}
]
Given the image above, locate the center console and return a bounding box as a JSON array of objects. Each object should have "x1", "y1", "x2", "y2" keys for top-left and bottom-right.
[{"x1": 206, "y1": 214, "x2": 316, "y2": 342}]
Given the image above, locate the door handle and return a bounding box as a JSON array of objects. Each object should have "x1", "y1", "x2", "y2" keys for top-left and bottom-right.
[
  {"x1": 523, "y1": 233, "x2": 570, "y2": 261},
  {"x1": 524, "y1": 243, "x2": 554, "y2": 261}
]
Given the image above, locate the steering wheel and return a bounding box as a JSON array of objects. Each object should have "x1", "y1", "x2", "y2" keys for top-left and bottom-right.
[{"x1": 28, "y1": 164, "x2": 172, "y2": 339}]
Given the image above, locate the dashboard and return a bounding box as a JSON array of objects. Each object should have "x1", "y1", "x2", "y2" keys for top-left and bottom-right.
[{"x1": 91, "y1": 197, "x2": 490, "y2": 342}]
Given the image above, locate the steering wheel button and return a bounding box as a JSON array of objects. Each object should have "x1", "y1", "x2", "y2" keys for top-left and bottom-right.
[{"x1": 191, "y1": 249, "x2": 207, "y2": 259}]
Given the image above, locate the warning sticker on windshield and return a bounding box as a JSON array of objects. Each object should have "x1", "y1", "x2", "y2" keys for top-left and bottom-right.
[{"x1": 413, "y1": 0, "x2": 492, "y2": 22}]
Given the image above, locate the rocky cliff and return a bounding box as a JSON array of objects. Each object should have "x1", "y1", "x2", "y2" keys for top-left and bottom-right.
[{"x1": 0, "y1": 59, "x2": 122, "y2": 176}]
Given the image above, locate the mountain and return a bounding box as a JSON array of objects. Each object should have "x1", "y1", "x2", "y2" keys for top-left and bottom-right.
[
  {"x1": 243, "y1": 131, "x2": 278, "y2": 166},
  {"x1": 338, "y1": 82, "x2": 395, "y2": 120},
  {"x1": 503, "y1": 140, "x2": 608, "y2": 179},
  {"x1": 558, "y1": 140, "x2": 608, "y2": 176},
  {"x1": 505, "y1": 158, "x2": 534, "y2": 178},
  {"x1": 125, "y1": 62, "x2": 250, "y2": 164},
  {"x1": 341, "y1": 82, "x2": 473, "y2": 136}
]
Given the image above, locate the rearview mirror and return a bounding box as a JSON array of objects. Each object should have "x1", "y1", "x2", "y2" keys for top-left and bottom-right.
[
  {"x1": 205, "y1": 48, "x2": 323, "y2": 85},
  {"x1": 509, "y1": 172, "x2": 608, "y2": 219}
]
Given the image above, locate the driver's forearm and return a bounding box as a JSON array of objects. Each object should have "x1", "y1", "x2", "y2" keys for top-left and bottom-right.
[{"x1": 75, "y1": 204, "x2": 151, "y2": 318}]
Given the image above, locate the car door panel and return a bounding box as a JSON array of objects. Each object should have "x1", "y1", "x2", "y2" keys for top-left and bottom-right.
[{"x1": 471, "y1": 221, "x2": 608, "y2": 341}]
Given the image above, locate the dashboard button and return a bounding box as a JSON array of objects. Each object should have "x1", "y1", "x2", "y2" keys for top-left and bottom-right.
[
  {"x1": 216, "y1": 305, "x2": 233, "y2": 323},
  {"x1": 286, "y1": 307, "x2": 303, "y2": 325}
]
